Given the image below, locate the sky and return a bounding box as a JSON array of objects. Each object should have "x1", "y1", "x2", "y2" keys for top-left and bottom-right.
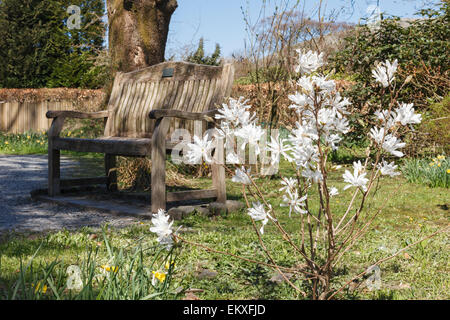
[{"x1": 165, "y1": 0, "x2": 438, "y2": 59}]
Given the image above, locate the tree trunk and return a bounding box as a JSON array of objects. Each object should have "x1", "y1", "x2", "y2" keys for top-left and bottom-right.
[{"x1": 107, "y1": 0, "x2": 178, "y2": 72}]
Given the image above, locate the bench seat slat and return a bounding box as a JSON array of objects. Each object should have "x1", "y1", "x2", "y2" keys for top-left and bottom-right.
[
  {"x1": 52, "y1": 137, "x2": 183, "y2": 156},
  {"x1": 52, "y1": 137, "x2": 152, "y2": 156}
]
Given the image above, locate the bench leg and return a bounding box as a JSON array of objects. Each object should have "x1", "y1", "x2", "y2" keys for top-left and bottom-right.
[
  {"x1": 212, "y1": 137, "x2": 226, "y2": 203},
  {"x1": 151, "y1": 151, "x2": 166, "y2": 213},
  {"x1": 151, "y1": 118, "x2": 169, "y2": 213},
  {"x1": 48, "y1": 148, "x2": 60, "y2": 196},
  {"x1": 105, "y1": 154, "x2": 118, "y2": 192}
]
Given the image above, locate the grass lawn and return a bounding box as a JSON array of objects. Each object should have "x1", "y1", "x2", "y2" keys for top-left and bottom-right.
[
  {"x1": 0, "y1": 118, "x2": 104, "y2": 157},
  {"x1": 0, "y1": 158, "x2": 448, "y2": 300}
]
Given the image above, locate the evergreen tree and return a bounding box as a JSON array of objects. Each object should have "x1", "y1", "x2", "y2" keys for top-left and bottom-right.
[
  {"x1": 0, "y1": 0, "x2": 69, "y2": 88},
  {"x1": 0, "y1": 0, "x2": 106, "y2": 88},
  {"x1": 186, "y1": 38, "x2": 222, "y2": 66},
  {"x1": 48, "y1": 0, "x2": 107, "y2": 88},
  {"x1": 62, "y1": 0, "x2": 105, "y2": 53}
]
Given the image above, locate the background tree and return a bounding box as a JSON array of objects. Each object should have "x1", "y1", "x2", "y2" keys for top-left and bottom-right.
[
  {"x1": 330, "y1": 0, "x2": 449, "y2": 155},
  {"x1": 107, "y1": 0, "x2": 178, "y2": 72},
  {"x1": 0, "y1": 0, "x2": 106, "y2": 88},
  {"x1": 0, "y1": 0, "x2": 69, "y2": 88},
  {"x1": 49, "y1": 0, "x2": 107, "y2": 88},
  {"x1": 186, "y1": 37, "x2": 222, "y2": 66},
  {"x1": 239, "y1": 0, "x2": 349, "y2": 130}
]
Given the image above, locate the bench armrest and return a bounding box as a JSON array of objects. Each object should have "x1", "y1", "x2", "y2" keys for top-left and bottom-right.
[
  {"x1": 46, "y1": 110, "x2": 109, "y2": 119},
  {"x1": 149, "y1": 109, "x2": 219, "y2": 123}
]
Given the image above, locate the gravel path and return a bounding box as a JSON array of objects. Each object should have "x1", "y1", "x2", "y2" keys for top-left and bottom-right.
[{"x1": 0, "y1": 155, "x2": 139, "y2": 234}]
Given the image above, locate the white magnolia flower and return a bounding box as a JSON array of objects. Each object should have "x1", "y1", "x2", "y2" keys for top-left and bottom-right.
[
  {"x1": 288, "y1": 92, "x2": 313, "y2": 115},
  {"x1": 235, "y1": 123, "x2": 265, "y2": 155},
  {"x1": 298, "y1": 74, "x2": 336, "y2": 95},
  {"x1": 312, "y1": 75, "x2": 336, "y2": 93},
  {"x1": 185, "y1": 134, "x2": 214, "y2": 164},
  {"x1": 369, "y1": 127, "x2": 385, "y2": 144},
  {"x1": 394, "y1": 102, "x2": 422, "y2": 125},
  {"x1": 281, "y1": 189, "x2": 307, "y2": 217},
  {"x1": 328, "y1": 93, "x2": 351, "y2": 118},
  {"x1": 326, "y1": 133, "x2": 342, "y2": 150},
  {"x1": 247, "y1": 202, "x2": 273, "y2": 234},
  {"x1": 279, "y1": 177, "x2": 297, "y2": 193},
  {"x1": 374, "y1": 109, "x2": 390, "y2": 122},
  {"x1": 215, "y1": 97, "x2": 254, "y2": 127},
  {"x1": 297, "y1": 75, "x2": 314, "y2": 93},
  {"x1": 291, "y1": 143, "x2": 320, "y2": 169},
  {"x1": 372, "y1": 59, "x2": 398, "y2": 87},
  {"x1": 288, "y1": 91, "x2": 311, "y2": 108},
  {"x1": 328, "y1": 187, "x2": 339, "y2": 197},
  {"x1": 226, "y1": 152, "x2": 241, "y2": 164},
  {"x1": 150, "y1": 209, "x2": 174, "y2": 250},
  {"x1": 231, "y1": 166, "x2": 252, "y2": 185},
  {"x1": 302, "y1": 168, "x2": 323, "y2": 183},
  {"x1": 317, "y1": 108, "x2": 336, "y2": 128},
  {"x1": 382, "y1": 134, "x2": 406, "y2": 157},
  {"x1": 290, "y1": 121, "x2": 319, "y2": 143},
  {"x1": 343, "y1": 166, "x2": 369, "y2": 192},
  {"x1": 374, "y1": 109, "x2": 396, "y2": 129},
  {"x1": 378, "y1": 160, "x2": 400, "y2": 177},
  {"x1": 353, "y1": 160, "x2": 365, "y2": 174},
  {"x1": 295, "y1": 50, "x2": 325, "y2": 74},
  {"x1": 332, "y1": 117, "x2": 350, "y2": 134},
  {"x1": 267, "y1": 134, "x2": 293, "y2": 164}
]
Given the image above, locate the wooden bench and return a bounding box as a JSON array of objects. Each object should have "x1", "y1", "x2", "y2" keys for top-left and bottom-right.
[{"x1": 46, "y1": 61, "x2": 234, "y2": 213}]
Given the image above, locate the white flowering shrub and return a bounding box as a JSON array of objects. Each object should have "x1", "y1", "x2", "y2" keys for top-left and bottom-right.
[{"x1": 150, "y1": 50, "x2": 426, "y2": 299}]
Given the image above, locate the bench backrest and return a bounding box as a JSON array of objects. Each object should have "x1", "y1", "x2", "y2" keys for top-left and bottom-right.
[{"x1": 104, "y1": 62, "x2": 234, "y2": 138}]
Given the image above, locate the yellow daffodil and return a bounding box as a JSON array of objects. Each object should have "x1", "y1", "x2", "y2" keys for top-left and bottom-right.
[
  {"x1": 152, "y1": 271, "x2": 166, "y2": 283},
  {"x1": 437, "y1": 155, "x2": 445, "y2": 160},
  {"x1": 164, "y1": 261, "x2": 175, "y2": 270},
  {"x1": 447, "y1": 169, "x2": 450, "y2": 174},
  {"x1": 100, "y1": 265, "x2": 118, "y2": 273},
  {"x1": 5, "y1": 141, "x2": 8, "y2": 145},
  {"x1": 437, "y1": 162, "x2": 441, "y2": 167},
  {"x1": 32, "y1": 281, "x2": 48, "y2": 294},
  {"x1": 100, "y1": 265, "x2": 110, "y2": 271},
  {"x1": 27, "y1": 135, "x2": 31, "y2": 139},
  {"x1": 429, "y1": 162, "x2": 434, "y2": 167}
]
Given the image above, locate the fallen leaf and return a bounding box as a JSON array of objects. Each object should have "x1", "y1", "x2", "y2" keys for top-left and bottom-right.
[
  {"x1": 182, "y1": 292, "x2": 201, "y2": 300},
  {"x1": 269, "y1": 271, "x2": 294, "y2": 284},
  {"x1": 196, "y1": 269, "x2": 218, "y2": 280},
  {"x1": 397, "y1": 283, "x2": 411, "y2": 290},
  {"x1": 185, "y1": 288, "x2": 204, "y2": 293}
]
